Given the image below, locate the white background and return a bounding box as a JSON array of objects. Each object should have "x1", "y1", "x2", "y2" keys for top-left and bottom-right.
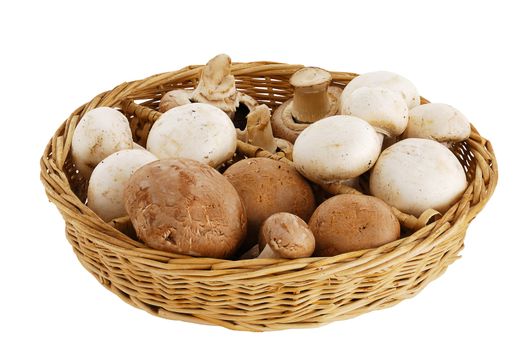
[{"x1": 1, "y1": 0, "x2": 521, "y2": 349}]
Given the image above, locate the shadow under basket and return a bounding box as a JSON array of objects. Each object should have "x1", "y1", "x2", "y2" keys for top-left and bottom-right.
[{"x1": 40, "y1": 62, "x2": 498, "y2": 331}]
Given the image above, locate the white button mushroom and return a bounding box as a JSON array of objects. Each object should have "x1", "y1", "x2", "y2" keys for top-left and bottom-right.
[
  {"x1": 146, "y1": 103, "x2": 237, "y2": 167},
  {"x1": 340, "y1": 71, "x2": 420, "y2": 109},
  {"x1": 340, "y1": 86, "x2": 409, "y2": 146},
  {"x1": 403, "y1": 103, "x2": 471, "y2": 146},
  {"x1": 71, "y1": 107, "x2": 134, "y2": 178},
  {"x1": 87, "y1": 149, "x2": 158, "y2": 222},
  {"x1": 293, "y1": 116, "x2": 382, "y2": 184},
  {"x1": 158, "y1": 89, "x2": 192, "y2": 112},
  {"x1": 369, "y1": 138, "x2": 468, "y2": 216}
]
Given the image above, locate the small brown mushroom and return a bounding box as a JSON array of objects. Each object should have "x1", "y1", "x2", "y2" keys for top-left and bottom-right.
[
  {"x1": 272, "y1": 67, "x2": 342, "y2": 143},
  {"x1": 237, "y1": 104, "x2": 293, "y2": 158},
  {"x1": 124, "y1": 158, "x2": 247, "y2": 259},
  {"x1": 223, "y1": 157, "x2": 316, "y2": 250},
  {"x1": 308, "y1": 194, "x2": 400, "y2": 256},
  {"x1": 257, "y1": 213, "x2": 315, "y2": 259}
]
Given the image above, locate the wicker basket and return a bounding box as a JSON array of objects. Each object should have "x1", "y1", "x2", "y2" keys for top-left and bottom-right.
[{"x1": 40, "y1": 61, "x2": 498, "y2": 331}]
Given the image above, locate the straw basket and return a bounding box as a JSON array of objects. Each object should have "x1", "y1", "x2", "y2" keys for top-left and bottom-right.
[{"x1": 40, "y1": 61, "x2": 498, "y2": 331}]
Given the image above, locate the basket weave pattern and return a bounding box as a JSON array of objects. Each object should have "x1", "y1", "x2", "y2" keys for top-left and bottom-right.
[{"x1": 40, "y1": 62, "x2": 497, "y2": 331}]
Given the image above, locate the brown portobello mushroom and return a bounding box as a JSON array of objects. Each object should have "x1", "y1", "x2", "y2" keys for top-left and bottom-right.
[
  {"x1": 124, "y1": 158, "x2": 247, "y2": 259},
  {"x1": 224, "y1": 157, "x2": 316, "y2": 250},
  {"x1": 309, "y1": 194, "x2": 400, "y2": 256}
]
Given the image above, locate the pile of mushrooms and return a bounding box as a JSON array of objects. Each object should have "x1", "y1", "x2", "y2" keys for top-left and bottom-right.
[{"x1": 71, "y1": 54, "x2": 472, "y2": 260}]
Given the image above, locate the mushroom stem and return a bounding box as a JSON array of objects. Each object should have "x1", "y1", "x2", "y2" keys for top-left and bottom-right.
[
  {"x1": 291, "y1": 67, "x2": 333, "y2": 123},
  {"x1": 239, "y1": 244, "x2": 260, "y2": 259},
  {"x1": 246, "y1": 105, "x2": 277, "y2": 153},
  {"x1": 257, "y1": 244, "x2": 280, "y2": 258},
  {"x1": 375, "y1": 132, "x2": 385, "y2": 148}
]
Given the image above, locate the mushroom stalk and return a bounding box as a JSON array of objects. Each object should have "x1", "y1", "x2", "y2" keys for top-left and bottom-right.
[
  {"x1": 291, "y1": 67, "x2": 333, "y2": 123},
  {"x1": 373, "y1": 132, "x2": 385, "y2": 148},
  {"x1": 246, "y1": 105, "x2": 277, "y2": 153},
  {"x1": 239, "y1": 244, "x2": 260, "y2": 259},
  {"x1": 257, "y1": 245, "x2": 280, "y2": 259}
]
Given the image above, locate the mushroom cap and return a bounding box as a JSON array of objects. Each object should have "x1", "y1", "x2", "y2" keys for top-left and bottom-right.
[
  {"x1": 158, "y1": 89, "x2": 192, "y2": 113},
  {"x1": 71, "y1": 107, "x2": 133, "y2": 178},
  {"x1": 270, "y1": 99, "x2": 306, "y2": 143},
  {"x1": 340, "y1": 86, "x2": 409, "y2": 137},
  {"x1": 259, "y1": 213, "x2": 315, "y2": 259},
  {"x1": 124, "y1": 158, "x2": 247, "y2": 258},
  {"x1": 146, "y1": 103, "x2": 236, "y2": 167},
  {"x1": 403, "y1": 103, "x2": 471, "y2": 142},
  {"x1": 341, "y1": 71, "x2": 420, "y2": 109},
  {"x1": 292, "y1": 116, "x2": 382, "y2": 184},
  {"x1": 87, "y1": 149, "x2": 158, "y2": 222},
  {"x1": 223, "y1": 158, "x2": 316, "y2": 247},
  {"x1": 370, "y1": 138, "x2": 468, "y2": 216},
  {"x1": 308, "y1": 194, "x2": 400, "y2": 256}
]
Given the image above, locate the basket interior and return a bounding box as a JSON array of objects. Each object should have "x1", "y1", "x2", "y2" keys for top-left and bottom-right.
[{"x1": 64, "y1": 72, "x2": 480, "y2": 223}]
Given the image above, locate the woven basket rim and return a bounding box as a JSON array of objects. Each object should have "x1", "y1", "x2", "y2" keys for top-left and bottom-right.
[{"x1": 40, "y1": 61, "x2": 498, "y2": 271}]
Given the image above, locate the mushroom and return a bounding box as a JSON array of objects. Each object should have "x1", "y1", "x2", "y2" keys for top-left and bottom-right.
[
  {"x1": 369, "y1": 138, "x2": 468, "y2": 216},
  {"x1": 292, "y1": 115, "x2": 382, "y2": 185},
  {"x1": 403, "y1": 103, "x2": 471, "y2": 147},
  {"x1": 124, "y1": 158, "x2": 247, "y2": 259},
  {"x1": 237, "y1": 104, "x2": 293, "y2": 158},
  {"x1": 158, "y1": 54, "x2": 258, "y2": 131},
  {"x1": 146, "y1": 103, "x2": 237, "y2": 167},
  {"x1": 87, "y1": 149, "x2": 158, "y2": 222},
  {"x1": 223, "y1": 157, "x2": 316, "y2": 250},
  {"x1": 272, "y1": 67, "x2": 342, "y2": 143},
  {"x1": 191, "y1": 54, "x2": 258, "y2": 119},
  {"x1": 71, "y1": 107, "x2": 133, "y2": 178},
  {"x1": 340, "y1": 71, "x2": 420, "y2": 109},
  {"x1": 257, "y1": 213, "x2": 315, "y2": 259},
  {"x1": 308, "y1": 194, "x2": 400, "y2": 256},
  {"x1": 158, "y1": 89, "x2": 192, "y2": 112},
  {"x1": 340, "y1": 86, "x2": 409, "y2": 147}
]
